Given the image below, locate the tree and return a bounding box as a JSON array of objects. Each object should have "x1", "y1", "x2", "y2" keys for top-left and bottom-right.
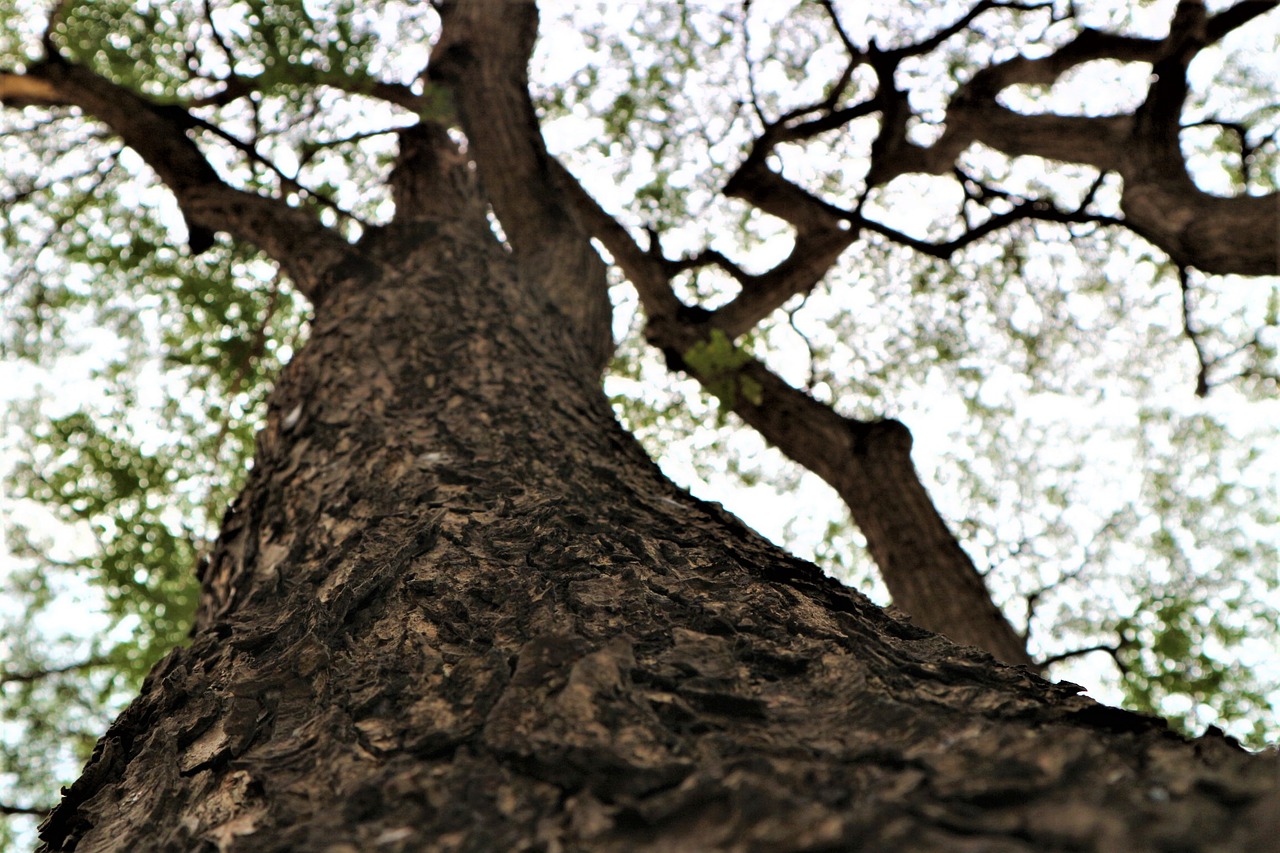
[{"x1": 2, "y1": 0, "x2": 1279, "y2": 849}]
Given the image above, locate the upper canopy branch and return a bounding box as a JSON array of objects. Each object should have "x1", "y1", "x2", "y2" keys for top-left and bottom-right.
[
  {"x1": 871, "y1": 1, "x2": 1277, "y2": 181},
  {"x1": 1, "y1": 55, "x2": 360, "y2": 303},
  {"x1": 873, "y1": 0, "x2": 1279, "y2": 274},
  {"x1": 702, "y1": 0, "x2": 1278, "y2": 324},
  {"x1": 738, "y1": 1, "x2": 1057, "y2": 165},
  {"x1": 857, "y1": 198, "x2": 1128, "y2": 260},
  {"x1": 694, "y1": 2, "x2": 1117, "y2": 335}
]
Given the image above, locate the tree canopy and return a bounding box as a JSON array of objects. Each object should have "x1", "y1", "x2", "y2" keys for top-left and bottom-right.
[{"x1": 1, "y1": 0, "x2": 1278, "y2": 846}]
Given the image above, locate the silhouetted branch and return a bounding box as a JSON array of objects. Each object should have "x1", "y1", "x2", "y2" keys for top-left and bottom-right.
[
  {"x1": 0, "y1": 142, "x2": 119, "y2": 206},
  {"x1": 0, "y1": 656, "x2": 106, "y2": 686},
  {"x1": 1, "y1": 801, "x2": 51, "y2": 817},
  {"x1": 1206, "y1": 0, "x2": 1280, "y2": 45},
  {"x1": 1040, "y1": 642, "x2": 1123, "y2": 668},
  {"x1": 664, "y1": 249, "x2": 752, "y2": 284},
  {"x1": 183, "y1": 112, "x2": 369, "y2": 229},
  {"x1": 858, "y1": 200, "x2": 1123, "y2": 260},
  {"x1": 1179, "y1": 267, "x2": 1212, "y2": 398}
]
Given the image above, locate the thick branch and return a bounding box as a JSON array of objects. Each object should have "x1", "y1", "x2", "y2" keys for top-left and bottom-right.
[
  {"x1": 1206, "y1": 0, "x2": 1280, "y2": 43},
  {"x1": 4, "y1": 59, "x2": 360, "y2": 302},
  {"x1": 429, "y1": 0, "x2": 614, "y2": 374},
  {"x1": 1114, "y1": 0, "x2": 1280, "y2": 274},
  {"x1": 867, "y1": 26, "x2": 1162, "y2": 186},
  {"x1": 724, "y1": 0, "x2": 1279, "y2": 282},
  {"x1": 863, "y1": 2, "x2": 1280, "y2": 275}
]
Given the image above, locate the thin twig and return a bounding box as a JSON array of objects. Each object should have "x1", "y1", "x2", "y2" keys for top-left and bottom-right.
[
  {"x1": 739, "y1": 0, "x2": 767, "y2": 127},
  {"x1": 1178, "y1": 266, "x2": 1211, "y2": 397},
  {"x1": 1, "y1": 801, "x2": 52, "y2": 817},
  {"x1": 784, "y1": 292, "x2": 821, "y2": 391},
  {"x1": 0, "y1": 656, "x2": 106, "y2": 686},
  {"x1": 857, "y1": 198, "x2": 1122, "y2": 260},
  {"x1": 1077, "y1": 170, "x2": 1110, "y2": 211},
  {"x1": 184, "y1": 112, "x2": 370, "y2": 228},
  {"x1": 1039, "y1": 642, "x2": 1123, "y2": 668}
]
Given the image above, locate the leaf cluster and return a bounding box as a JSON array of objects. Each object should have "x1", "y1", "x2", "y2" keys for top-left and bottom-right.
[{"x1": 681, "y1": 329, "x2": 763, "y2": 417}]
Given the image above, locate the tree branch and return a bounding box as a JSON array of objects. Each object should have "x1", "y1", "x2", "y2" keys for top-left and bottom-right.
[
  {"x1": 1, "y1": 801, "x2": 51, "y2": 817},
  {"x1": 1039, "y1": 642, "x2": 1124, "y2": 669},
  {"x1": 181, "y1": 111, "x2": 369, "y2": 229},
  {"x1": 709, "y1": 229, "x2": 857, "y2": 337},
  {"x1": 0, "y1": 656, "x2": 106, "y2": 686},
  {"x1": 1179, "y1": 266, "x2": 1213, "y2": 397},
  {"x1": 857, "y1": 198, "x2": 1125, "y2": 260},
  {"x1": 182, "y1": 62, "x2": 436, "y2": 115},
  {"x1": 4, "y1": 57, "x2": 361, "y2": 302},
  {"x1": 548, "y1": 157, "x2": 683, "y2": 324},
  {"x1": 862, "y1": 1, "x2": 1280, "y2": 275},
  {"x1": 728, "y1": 0, "x2": 1280, "y2": 283},
  {"x1": 1206, "y1": 0, "x2": 1280, "y2": 44}
]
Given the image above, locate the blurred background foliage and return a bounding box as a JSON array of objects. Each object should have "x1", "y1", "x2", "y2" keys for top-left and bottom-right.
[{"x1": 2, "y1": 0, "x2": 1278, "y2": 845}]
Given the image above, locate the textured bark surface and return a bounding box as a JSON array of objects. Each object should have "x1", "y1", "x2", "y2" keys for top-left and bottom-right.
[{"x1": 37, "y1": 126, "x2": 1280, "y2": 853}]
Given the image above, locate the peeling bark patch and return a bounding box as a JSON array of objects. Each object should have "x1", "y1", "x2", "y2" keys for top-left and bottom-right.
[{"x1": 483, "y1": 635, "x2": 694, "y2": 799}]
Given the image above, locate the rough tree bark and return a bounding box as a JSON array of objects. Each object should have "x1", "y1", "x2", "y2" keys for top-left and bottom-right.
[{"x1": 8, "y1": 2, "x2": 1279, "y2": 850}]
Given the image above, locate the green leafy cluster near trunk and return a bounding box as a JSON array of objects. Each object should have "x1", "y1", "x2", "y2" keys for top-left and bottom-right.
[{"x1": 681, "y1": 329, "x2": 763, "y2": 420}]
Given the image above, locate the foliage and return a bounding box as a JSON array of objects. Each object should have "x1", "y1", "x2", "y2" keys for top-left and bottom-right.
[{"x1": 682, "y1": 329, "x2": 763, "y2": 417}]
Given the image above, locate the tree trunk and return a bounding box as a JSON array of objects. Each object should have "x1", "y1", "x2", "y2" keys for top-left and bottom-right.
[{"x1": 37, "y1": 124, "x2": 1280, "y2": 853}]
